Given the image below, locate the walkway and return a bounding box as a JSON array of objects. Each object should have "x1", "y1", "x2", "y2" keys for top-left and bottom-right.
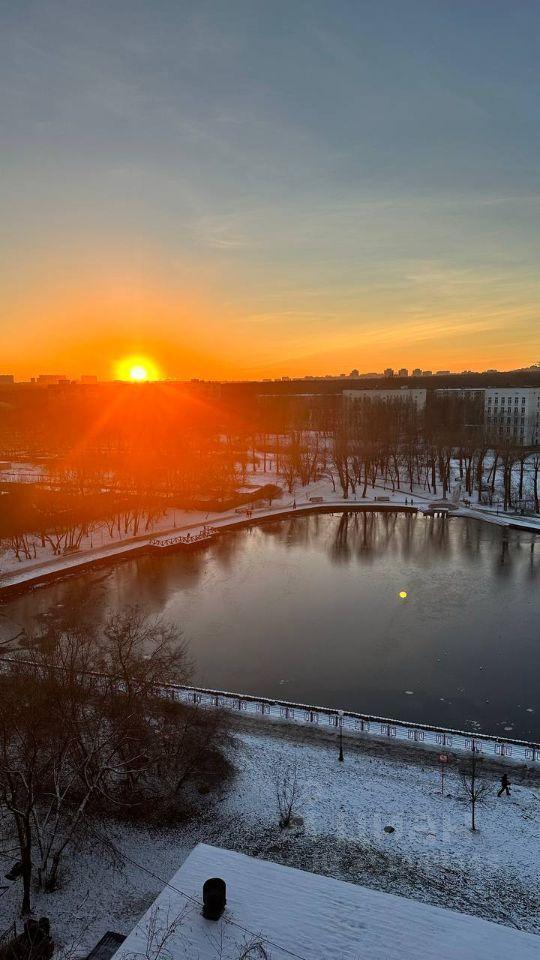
[{"x1": 1, "y1": 490, "x2": 539, "y2": 594}]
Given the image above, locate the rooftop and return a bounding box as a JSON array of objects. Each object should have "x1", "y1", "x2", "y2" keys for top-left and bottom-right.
[{"x1": 111, "y1": 843, "x2": 539, "y2": 960}]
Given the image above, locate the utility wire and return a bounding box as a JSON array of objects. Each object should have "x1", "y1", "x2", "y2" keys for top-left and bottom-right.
[{"x1": 96, "y1": 832, "x2": 311, "y2": 960}]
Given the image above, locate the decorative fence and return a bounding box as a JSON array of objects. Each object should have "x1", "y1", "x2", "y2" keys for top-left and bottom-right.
[
  {"x1": 149, "y1": 527, "x2": 216, "y2": 548},
  {"x1": 165, "y1": 682, "x2": 540, "y2": 766},
  {"x1": 1, "y1": 656, "x2": 537, "y2": 766}
]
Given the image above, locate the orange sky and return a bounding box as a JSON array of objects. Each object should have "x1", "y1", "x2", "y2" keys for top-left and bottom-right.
[
  {"x1": 2, "y1": 257, "x2": 539, "y2": 381},
  {"x1": 2, "y1": 2, "x2": 540, "y2": 381}
]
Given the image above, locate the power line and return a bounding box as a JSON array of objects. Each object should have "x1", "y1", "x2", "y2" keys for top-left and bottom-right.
[{"x1": 96, "y1": 832, "x2": 310, "y2": 960}]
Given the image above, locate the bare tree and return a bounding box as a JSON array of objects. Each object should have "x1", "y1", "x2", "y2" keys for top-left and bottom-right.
[
  {"x1": 275, "y1": 761, "x2": 302, "y2": 829},
  {"x1": 237, "y1": 940, "x2": 269, "y2": 959},
  {"x1": 0, "y1": 608, "x2": 230, "y2": 913},
  {"x1": 459, "y1": 745, "x2": 488, "y2": 832}
]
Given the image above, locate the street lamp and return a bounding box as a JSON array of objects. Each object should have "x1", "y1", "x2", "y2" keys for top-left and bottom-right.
[{"x1": 338, "y1": 710, "x2": 344, "y2": 762}]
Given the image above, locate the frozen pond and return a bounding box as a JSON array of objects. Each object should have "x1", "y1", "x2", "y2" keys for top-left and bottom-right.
[{"x1": 1, "y1": 512, "x2": 539, "y2": 739}]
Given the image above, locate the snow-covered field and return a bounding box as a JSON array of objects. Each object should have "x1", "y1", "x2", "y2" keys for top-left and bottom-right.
[{"x1": 1, "y1": 715, "x2": 538, "y2": 954}]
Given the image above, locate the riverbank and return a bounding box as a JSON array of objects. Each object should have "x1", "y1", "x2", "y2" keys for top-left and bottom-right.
[
  {"x1": 0, "y1": 708, "x2": 538, "y2": 954},
  {"x1": 2, "y1": 482, "x2": 540, "y2": 596}
]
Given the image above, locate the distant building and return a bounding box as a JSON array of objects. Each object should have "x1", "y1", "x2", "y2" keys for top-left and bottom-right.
[
  {"x1": 383, "y1": 368, "x2": 394, "y2": 378},
  {"x1": 412, "y1": 368, "x2": 422, "y2": 377},
  {"x1": 37, "y1": 374, "x2": 67, "y2": 385},
  {"x1": 485, "y1": 387, "x2": 540, "y2": 446},
  {"x1": 344, "y1": 387, "x2": 427, "y2": 411},
  {"x1": 349, "y1": 369, "x2": 360, "y2": 377},
  {"x1": 0, "y1": 374, "x2": 14, "y2": 384},
  {"x1": 398, "y1": 368, "x2": 408, "y2": 377},
  {"x1": 435, "y1": 370, "x2": 451, "y2": 376},
  {"x1": 422, "y1": 370, "x2": 433, "y2": 376},
  {"x1": 435, "y1": 388, "x2": 485, "y2": 401}
]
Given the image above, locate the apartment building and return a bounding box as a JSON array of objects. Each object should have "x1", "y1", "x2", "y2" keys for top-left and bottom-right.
[
  {"x1": 434, "y1": 387, "x2": 485, "y2": 402},
  {"x1": 343, "y1": 387, "x2": 427, "y2": 410},
  {"x1": 484, "y1": 387, "x2": 540, "y2": 445}
]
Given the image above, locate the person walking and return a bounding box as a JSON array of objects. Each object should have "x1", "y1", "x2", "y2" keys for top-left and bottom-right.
[{"x1": 497, "y1": 773, "x2": 511, "y2": 797}]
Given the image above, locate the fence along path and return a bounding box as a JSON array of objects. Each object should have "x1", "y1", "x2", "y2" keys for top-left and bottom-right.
[
  {"x1": 166, "y1": 682, "x2": 540, "y2": 766},
  {"x1": 2, "y1": 656, "x2": 537, "y2": 766}
]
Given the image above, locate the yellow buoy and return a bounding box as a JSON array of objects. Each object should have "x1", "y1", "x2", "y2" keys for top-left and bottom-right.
[{"x1": 399, "y1": 590, "x2": 408, "y2": 599}]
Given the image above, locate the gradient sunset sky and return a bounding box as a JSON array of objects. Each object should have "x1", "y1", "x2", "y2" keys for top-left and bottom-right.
[{"x1": 2, "y1": 0, "x2": 540, "y2": 380}]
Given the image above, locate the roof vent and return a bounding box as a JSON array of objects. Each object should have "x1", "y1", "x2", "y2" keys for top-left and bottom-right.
[{"x1": 202, "y1": 877, "x2": 226, "y2": 920}]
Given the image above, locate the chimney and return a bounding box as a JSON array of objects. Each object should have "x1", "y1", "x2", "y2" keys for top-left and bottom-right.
[{"x1": 202, "y1": 878, "x2": 226, "y2": 920}]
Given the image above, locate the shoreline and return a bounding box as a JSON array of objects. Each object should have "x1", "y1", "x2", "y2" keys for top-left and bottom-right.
[
  {"x1": 226, "y1": 705, "x2": 540, "y2": 778},
  {"x1": 1, "y1": 498, "x2": 540, "y2": 597}
]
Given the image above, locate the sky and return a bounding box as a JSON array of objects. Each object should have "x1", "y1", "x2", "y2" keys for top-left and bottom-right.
[{"x1": 1, "y1": 0, "x2": 540, "y2": 380}]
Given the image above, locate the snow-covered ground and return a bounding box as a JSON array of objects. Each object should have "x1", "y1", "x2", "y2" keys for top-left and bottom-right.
[
  {"x1": 1, "y1": 716, "x2": 538, "y2": 954},
  {"x1": 2, "y1": 464, "x2": 540, "y2": 593}
]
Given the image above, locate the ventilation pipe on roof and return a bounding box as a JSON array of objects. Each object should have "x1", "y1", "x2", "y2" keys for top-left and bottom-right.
[{"x1": 202, "y1": 878, "x2": 226, "y2": 920}]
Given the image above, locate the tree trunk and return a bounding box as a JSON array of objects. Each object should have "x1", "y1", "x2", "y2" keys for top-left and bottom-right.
[{"x1": 20, "y1": 825, "x2": 32, "y2": 915}]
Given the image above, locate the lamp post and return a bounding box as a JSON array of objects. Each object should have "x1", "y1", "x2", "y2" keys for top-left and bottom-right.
[{"x1": 338, "y1": 710, "x2": 344, "y2": 762}]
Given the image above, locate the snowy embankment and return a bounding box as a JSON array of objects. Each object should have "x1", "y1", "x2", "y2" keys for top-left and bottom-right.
[
  {"x1": 0, "y1": 716, "x2": 538, "y2": 954},
  {"x1": 2, "y1": 466, "x2": 539, "y2": 594}
]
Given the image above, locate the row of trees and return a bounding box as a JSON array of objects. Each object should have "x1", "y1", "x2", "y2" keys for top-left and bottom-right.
[
  {"x1": 2, "y1": 393, "x2": 540, "y2": 569},
  {"x1": 271, "y1": 397, "x2": 540, "y2": 512}
]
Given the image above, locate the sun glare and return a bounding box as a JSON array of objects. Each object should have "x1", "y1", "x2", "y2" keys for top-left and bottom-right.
[
  {"x1": 115, "y1": 356, "x2": 160, "y2": 382},
  {"x1": 130, "y1": 364, "x2": 148, "y2": 382}
]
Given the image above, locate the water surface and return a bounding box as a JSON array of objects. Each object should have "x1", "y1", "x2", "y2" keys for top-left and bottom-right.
[{"x1": 1, "y1": 512, "x2": 538, "y2": 739}]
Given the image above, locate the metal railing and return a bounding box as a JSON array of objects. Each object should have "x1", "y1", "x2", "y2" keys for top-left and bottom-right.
[
  {"x1": 1, "y1": 656, "x2": 537, "y2": 766},
  {"x1": 164, "y1": 682, "x2": 540, "y2": 766},
  {"x1": 149, "y1": 527, "x2": 217, "y2": 548}
]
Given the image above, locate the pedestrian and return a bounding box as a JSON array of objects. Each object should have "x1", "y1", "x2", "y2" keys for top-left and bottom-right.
[{"x1": 497, "y1": 773, "x2": 511, "y2": 797}]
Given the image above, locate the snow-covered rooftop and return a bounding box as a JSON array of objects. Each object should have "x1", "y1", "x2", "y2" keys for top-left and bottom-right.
[{"x1": 111, "y1": 843, "x2": 539, "y2": 960}]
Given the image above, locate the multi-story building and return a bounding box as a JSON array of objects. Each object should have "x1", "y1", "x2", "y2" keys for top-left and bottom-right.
[
  {"x1": 398, "y1": 368, "x2": 409, "y2": 377},
  {"x1": 484, "y1": 387, "x2": 540, "y2": 446},
  {"x1": 343, "y1": 387, "x2": 427, "y2": 411},
  {"x1": 434, "y1": 387, "x2": 485, "y2": 402},
  {"x1": 37, "y1": 374, "x2": 67, "y2": 385},
  {"x1": 0, "y1": 374, "x2": 14, "y2": 384}
]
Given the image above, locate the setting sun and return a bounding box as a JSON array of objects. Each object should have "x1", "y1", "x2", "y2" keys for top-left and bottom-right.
[{"x1": 115, "y1": 355, "x2": 160, "y2": 382}]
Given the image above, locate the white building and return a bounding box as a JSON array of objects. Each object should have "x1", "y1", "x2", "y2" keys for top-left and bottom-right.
[
  {"x1": 110, "y1": 844, "x2": 539, "y2": 960},
  {"x1": 434, "y1": 387, "x2": 485, "y2": 402},
  {"x1": 343, "y1": 387, "x2": 427, "y2": 410},
  {"x1": 485, "y1": 387, "x2": 540, "y2": 446}
]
